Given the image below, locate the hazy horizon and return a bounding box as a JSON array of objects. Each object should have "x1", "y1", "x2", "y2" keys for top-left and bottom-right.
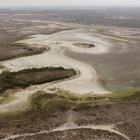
[{"x1": 0, "y1": 0, "x2": 140, "y2": 7}]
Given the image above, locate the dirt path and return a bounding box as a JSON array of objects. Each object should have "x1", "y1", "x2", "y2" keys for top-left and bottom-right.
[
  {"x1": 1, "y1": 108, "x2": 131, "y2": 140},
  {"x1": 2, "y1": 123, "x2": 131, "y2": 140}
]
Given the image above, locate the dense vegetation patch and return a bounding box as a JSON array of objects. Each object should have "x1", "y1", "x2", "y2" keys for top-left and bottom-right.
[
  {"x1": 0, "y1": 67, "x2": 76, "y2": 94},
  {"x1": 74, "y1": 43, "x2": 95, "y2": 48}
]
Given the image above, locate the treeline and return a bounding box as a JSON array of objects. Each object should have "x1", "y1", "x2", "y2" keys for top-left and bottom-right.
[{"x1": 0, "y1": 67, "x2": 76, "y2": 94}]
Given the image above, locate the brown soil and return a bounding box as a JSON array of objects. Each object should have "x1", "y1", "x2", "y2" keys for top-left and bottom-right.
[
  {"x1": 0, "y1": 17, "x2": 73, "y2": 44},
  {"x1": 0, "y1": 44, "x2": 47, "y2": 62},
  {"x1": 0, "y1": 17, "x2": 73, "y2": 62},
  {"x1": 73, "y1": 102, "x2": 140, "y2": 126}
]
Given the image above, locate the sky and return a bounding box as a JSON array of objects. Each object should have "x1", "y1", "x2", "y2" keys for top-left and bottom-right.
[{"x1": 0, "y1": 0, "x2": 140, "y2": 7}]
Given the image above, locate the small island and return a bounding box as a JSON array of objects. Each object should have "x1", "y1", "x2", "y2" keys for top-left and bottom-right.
[{"x1": 74, "y1": 43, "x2": 95, "y2": 48}]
